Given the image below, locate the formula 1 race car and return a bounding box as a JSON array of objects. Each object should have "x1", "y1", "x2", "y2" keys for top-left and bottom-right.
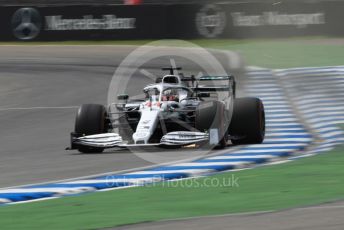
[{"x1": 68, "y1": 67, "x2": 265, "y2": 153}]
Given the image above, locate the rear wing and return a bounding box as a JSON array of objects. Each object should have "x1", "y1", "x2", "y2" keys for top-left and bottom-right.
[{"x1": 192, "y1": 75, "x2": 236, "y2": 97}]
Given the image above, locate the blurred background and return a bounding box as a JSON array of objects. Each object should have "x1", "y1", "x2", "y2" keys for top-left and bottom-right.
[{"x1": 0, "y1": 0, "x2": 341, "y2": 41}]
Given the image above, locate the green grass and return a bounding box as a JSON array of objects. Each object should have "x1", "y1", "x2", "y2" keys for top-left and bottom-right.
[
  {"x1": 0, "y1": 145, "x2": 343, "y2": 230},
  {"x1": 196, "y1": 39, "x2": 344, "y2": 68},
  {"x1": 2, "y1": 37, "x2": 344, "y2": 68}
]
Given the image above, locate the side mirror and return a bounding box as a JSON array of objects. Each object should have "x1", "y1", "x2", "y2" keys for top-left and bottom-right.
[
  {"x1": 197, "y1": 92, "x2": 210, "y2": 98},
  {"x1": 117, "y1": 94, "x2": 129, "y2": 100}
]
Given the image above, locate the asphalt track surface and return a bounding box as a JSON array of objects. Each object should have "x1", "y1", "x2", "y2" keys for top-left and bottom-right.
[
  {"x1": 112, "y1": 201, "x2": 344, "y2": 230},
  {"x1": 0, "y1": 45, "x2": 238, "y2": 188}
]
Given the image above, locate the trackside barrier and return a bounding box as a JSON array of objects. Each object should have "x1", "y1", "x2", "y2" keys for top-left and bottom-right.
[{"x1": 1, "y1": 1, "x2": 344, "y2": 41}]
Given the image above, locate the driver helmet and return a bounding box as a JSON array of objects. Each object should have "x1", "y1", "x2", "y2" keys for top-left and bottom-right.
[{"x1": 163, "y1": 89, "x2": 178, "y2": 101}]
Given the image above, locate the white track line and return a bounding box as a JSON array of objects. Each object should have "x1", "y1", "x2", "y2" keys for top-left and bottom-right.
[
  {"x1": 173, "y1": 161, "x2": 251, "y2": 167},
  {"x1": 234, "y1": 149, "x2": 297, "y2": 154},
  {"x1": 60, "y1": 178, "x2": 162, "y2": 185},
  {"x1": 0, "y1": 187, "x2": 96, "y2": 194},
  {"x1": 0, "y1": 106, "x2": 78, "y2": 111},
  {"x1": 125, "y1": 169, "x2": 213, "y2": 175},
  {"x1": 207, "y1": 155, "x2": 276, "y2": 160}
]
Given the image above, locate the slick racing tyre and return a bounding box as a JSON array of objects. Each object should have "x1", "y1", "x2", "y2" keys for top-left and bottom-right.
[
  {"x1": 229, "y1": 98, "x2": 265, "y2": 145},
  {"x1": 195, "y1": 101, "x2": 228, "y2": 149},
  {"x1": 74, "y1": 104, "x2": 107, "y2": 153}
]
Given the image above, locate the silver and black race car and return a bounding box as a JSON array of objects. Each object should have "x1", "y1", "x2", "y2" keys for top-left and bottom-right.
[{"x1": 68, "y1": 67, "x2": 265, "y2": 153}]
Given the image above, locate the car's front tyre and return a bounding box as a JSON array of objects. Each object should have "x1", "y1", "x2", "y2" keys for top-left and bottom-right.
[{"x1": 74, "y1": 104, "x2": 107, "y2": 153}]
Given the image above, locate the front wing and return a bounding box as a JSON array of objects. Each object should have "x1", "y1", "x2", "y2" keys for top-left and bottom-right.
[{"x1": 68, "y1": 131, "x2": 217, "y2": 150}]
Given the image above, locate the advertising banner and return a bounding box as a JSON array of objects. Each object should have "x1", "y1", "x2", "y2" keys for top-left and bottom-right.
[
  {"x1": 0, "y1": 5, "x2": 165, "y2": 41},
  {"x1": 0, "y1": 2, "x2": 343, "y2": 41}
]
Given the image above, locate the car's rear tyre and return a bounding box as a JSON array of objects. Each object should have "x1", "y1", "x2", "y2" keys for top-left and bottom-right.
[
  {"x1": 195, "y1": 101, "x2": 228, "y2": 149},
  {"x1": 74, "y1": 104, "x2": 107, "y2": 153},
  {"x1": 229, "y1": 98, "x2": 265, "y2": 145}
]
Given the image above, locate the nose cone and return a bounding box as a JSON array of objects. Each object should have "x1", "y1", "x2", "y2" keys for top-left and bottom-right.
[{"x1": 133, "y1": 110, "x2": 160, "y2": 144}]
